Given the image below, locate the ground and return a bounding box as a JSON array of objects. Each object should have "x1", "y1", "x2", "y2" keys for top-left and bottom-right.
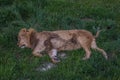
[{"x1": 0, "y1": 0, "x2": 120, "y2": 80}]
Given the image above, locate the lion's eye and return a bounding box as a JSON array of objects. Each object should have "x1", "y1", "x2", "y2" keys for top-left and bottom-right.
[{"x1": 21, "y1": 35, "x2": 25, "y2": 37}]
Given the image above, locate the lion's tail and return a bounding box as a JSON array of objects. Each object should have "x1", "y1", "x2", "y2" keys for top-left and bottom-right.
[{"x1": 94, "y1": 30, "x2": 102, "y2": 38}]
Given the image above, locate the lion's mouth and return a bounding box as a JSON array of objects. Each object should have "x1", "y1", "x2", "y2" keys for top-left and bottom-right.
[{"x1": 20, "y1": 45, "x2": 26, "y2": 48}]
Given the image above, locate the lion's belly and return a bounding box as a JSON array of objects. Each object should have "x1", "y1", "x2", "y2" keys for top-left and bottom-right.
[{"x1": 58, "y1": 42, "x2": 81, "y2": 51}]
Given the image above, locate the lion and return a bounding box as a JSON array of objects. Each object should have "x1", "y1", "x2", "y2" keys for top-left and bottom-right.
[{"x1": 17, "y1": 28, "x2": 108, "y2": 63}]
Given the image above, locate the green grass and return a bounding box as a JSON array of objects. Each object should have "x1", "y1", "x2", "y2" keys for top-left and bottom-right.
[{"x1": 0, "y1": 0, "x2": 120, "y2": 80}]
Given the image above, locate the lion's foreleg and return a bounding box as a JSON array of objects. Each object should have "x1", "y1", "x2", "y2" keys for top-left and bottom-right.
[{"x1": 48, "y1": 49, "x2": 60, "y2": 63}]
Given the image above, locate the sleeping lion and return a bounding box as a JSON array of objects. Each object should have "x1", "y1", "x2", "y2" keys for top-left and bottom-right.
[{"x1": 17, "y1": 28, "x2": 108, "y2": 63}]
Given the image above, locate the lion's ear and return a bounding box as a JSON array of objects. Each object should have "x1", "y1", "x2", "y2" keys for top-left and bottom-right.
[
  {"x1": 28, "y1": 28, "x2": 35, "y2": 32},
  {"x1": 27, "y1": 28, "x2": 36, "y2": 35},
  {"x1": 21, "y1": 28, "x2": 27, "y2": 32}
]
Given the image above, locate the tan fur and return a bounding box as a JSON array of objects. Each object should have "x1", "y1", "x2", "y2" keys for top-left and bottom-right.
[{"x1": 17, "y1": 28, "x2": 108, "y2": 63}]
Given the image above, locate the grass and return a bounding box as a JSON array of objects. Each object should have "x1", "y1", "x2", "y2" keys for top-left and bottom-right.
[{"x1": 0, "y1": 0, "x2": 120, "y2": 80}]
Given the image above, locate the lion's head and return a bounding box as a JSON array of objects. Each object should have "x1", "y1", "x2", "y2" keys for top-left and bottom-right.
[{"x1": 17, "y1": 28, "x2": 36, "y2": 48}]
